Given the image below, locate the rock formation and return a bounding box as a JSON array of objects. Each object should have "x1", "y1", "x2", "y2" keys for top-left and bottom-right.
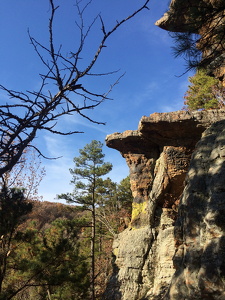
[
  {"x1": 156, "y1": 0, "x2": 225, "y2": 81},
  {"x1": 103, "y1": 110, "x2": 225, "y2": 300},
  {"x1": 166, "y1": 119, "x2": 225, "y2": 299}
]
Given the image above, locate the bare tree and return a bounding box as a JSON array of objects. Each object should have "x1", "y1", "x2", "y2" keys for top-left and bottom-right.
[
  {"x1": 0, "y1": 0, "x2": 150, "y2": 179},
  {"x1": 1, "y1": 147, "x2": 46, "y2": 201}
]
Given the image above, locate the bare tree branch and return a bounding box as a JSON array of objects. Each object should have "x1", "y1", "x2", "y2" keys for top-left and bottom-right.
[{"x1": 0, "y1": 0, "x2": 150, "y2": 177}]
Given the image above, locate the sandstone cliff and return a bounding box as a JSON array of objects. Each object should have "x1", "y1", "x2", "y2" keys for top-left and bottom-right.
[
  {"x1": 156, "y1": 0, "x2": 225, "y2": 81},
  {"x1": 103, "y1": 110, "x2": 225, "y2": 300}
]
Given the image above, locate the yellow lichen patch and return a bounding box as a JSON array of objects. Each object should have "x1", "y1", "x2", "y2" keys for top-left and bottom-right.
[
  {"x1": 113, "y1": 247, "x2": 119, "y2": 257},
  {"x1": 131, "y1": 201, "x2": 148, "y2": 223}
]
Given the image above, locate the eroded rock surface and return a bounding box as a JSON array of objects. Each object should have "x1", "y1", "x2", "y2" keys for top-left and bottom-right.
[
  {"x1": 156, "y1": 0, "x2": 225, "y2": 81},
  {"x1": 166, "y1": 119, "x2": 225, "y2": 300},
  {"x1": 104, "y1": 110, "x2": 225, "y2": 300},
  {"x1": 155, "y1": 0, "x2": 220, "y2": 32}
]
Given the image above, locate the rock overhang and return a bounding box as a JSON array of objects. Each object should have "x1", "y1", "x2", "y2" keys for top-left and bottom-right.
[
  {"x1": 155, "y1": 0, "x2": 225, "y2": 82},
  {"x1": 106, "y1": 110, "x2": 225, "y2": 153},
  {"x1": 155, "y1": 0, "x2": 220, "y2": 33}
]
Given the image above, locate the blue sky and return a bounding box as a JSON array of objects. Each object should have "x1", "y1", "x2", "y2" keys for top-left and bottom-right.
[{"x1": 0, "y1": 0, "x2": 193, "y2": 202}]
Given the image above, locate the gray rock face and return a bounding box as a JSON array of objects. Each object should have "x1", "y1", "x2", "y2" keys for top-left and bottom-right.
[
  {"x1": 104, "y1": 110, "x2": 225, "y2": 300},
  {"x1": 104, "y1": 227, "x2": 154, "y2": 300},
  {"x1": 166, "y1": 119, "x2": 225, "y2": 300}
]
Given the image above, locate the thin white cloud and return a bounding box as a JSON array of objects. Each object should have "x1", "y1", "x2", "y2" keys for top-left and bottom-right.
[
  {"x1": 38, "y1": 140, "x2": 73, "y2": 202},
  {"x1": 43, "y1": 134, "x2": 69, "y2": 159},
  {"x1": 61, "y1": 113, "x2": 109, "y2": 134},
  {"x1": 141, "y1": 20, "x2": 172, "y2": 46},
  {"x1": 126, "y1": 80, "x2": 160, "y2": 109}
]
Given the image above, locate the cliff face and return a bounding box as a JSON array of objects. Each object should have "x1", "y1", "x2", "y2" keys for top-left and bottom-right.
[
  {"x1": 104, "y1": 110, "x2": 225, "y2": 300},
  {"x1": 167, "y1": 119, "x2": 225, "y2": 299},
  {"x1": 156, "y1": 0, "x2": 225, "y2": 81},
  {"x1": 155, "y1": 0, "x2": 220, "y2": 33}
]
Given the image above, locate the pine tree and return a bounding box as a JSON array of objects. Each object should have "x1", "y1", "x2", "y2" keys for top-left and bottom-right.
[
  {"x1": 169, "y1": 1, "x2": 225, "y2": 73},
  {"x1": 58, "y1": 140, "x2": 112, "y2": 300},
  {"x1": 117, "y1": 176, "x2": 133, "y2": 212},
  {"x1": 13, "y1": 218, "x2": 89, "y2": 300},
  {"x1": 184, "y1": 70, "x2": 225, "y2": 110}
]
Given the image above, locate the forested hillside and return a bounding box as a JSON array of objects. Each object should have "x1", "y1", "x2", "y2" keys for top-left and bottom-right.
[
  {"x1": 0, "y1": 179, "x2": 132, "y2": 299},
  {"x1": 1, "y1": 0, "x2": 225, "y2": 299}
]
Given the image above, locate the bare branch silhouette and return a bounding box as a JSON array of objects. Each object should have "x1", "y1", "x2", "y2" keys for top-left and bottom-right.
[{"x1": 0, "y1": 0, "x2": 150, "y2": 177}]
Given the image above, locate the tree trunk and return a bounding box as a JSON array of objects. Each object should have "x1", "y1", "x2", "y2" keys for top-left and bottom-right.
[
  {"x1": 91, "y1": 203, "x2": 96, "y2": 300},
  {"x1": 47, "y1": 287, "x2": 52, "y2": 300},
  {"x1": 99, "y1": 222, "x2": 102, "y2": 254}
]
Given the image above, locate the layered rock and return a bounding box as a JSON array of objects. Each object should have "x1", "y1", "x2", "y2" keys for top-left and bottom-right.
[
  {"x1": 155, "y1": 0, "x2": 220, "y2": 33},
  {"x1": 156, "y1": 0, "x2": 225, "y2": 81},
  {"x1": 104, "y1": 110, "x2": 225, "y2": 300},
  {"x1": 166, "y1": 119, "x2": 225, "y2": 299}
]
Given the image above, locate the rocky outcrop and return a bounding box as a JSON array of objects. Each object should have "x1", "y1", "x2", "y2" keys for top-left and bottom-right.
[
  {"x1": 156, "y1": 0, "x2": 225, "y2": 81},
  {"x1": 166, "y1": 119, "x2": 225, "y2": 299},
  {"x1": 155, "y1": 0, "x2": 220, "y2": 33},
  {"x1": 104, "y1": 110, "x2": 225, "y2": 300}
]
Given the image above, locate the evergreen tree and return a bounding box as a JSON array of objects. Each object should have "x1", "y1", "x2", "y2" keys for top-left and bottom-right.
[
  {"x1": 169, "y1": 1, "x2": 225, "y2": 72},
  {"x1": 184, "y1": 70, "x2": 225, "y2": 110},
  {"x1": 58, "y1": 140, "x2": 112, "y2": 300},
  {"x1": 0, "y1": 216, "x2": 89, "y2": 300},
  {"x1": 13, "y1": 218, "x2": 89, "y2": 300},
  {"x1": 0, "y1": 185, "x2": 89, "y2": 299},
  {"x1": 96, "y1": 176, "x2": 132, "y2": 235},
  {"x1": 117, "y1": 176, "x2": 133, "y2": 212},
  {"x1": 0, "y1": 187, "x2": 32, "y2": 299}
]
